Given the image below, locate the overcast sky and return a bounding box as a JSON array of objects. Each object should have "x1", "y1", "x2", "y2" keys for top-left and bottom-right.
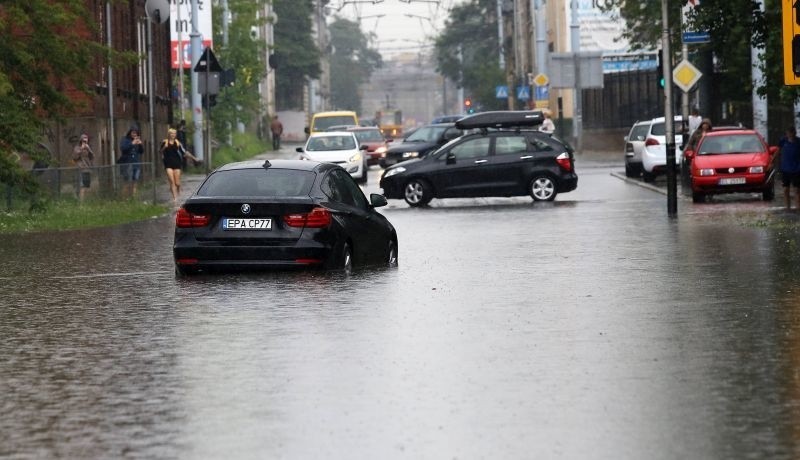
[{"x1": 332, "y1": 0, "x2": 465, "y2": 57}]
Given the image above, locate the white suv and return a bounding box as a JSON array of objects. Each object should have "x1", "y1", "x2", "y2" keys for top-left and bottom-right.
[
  {"x1": 641, "y1": 116, "x2": 684, "y2": 182},
  {"x1": 624, "y1": 120, "x2": 651, "y2": 178}
]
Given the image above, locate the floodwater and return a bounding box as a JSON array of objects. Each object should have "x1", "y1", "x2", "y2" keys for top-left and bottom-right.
[{"x1": 3, "y1": 157, "x2": 800, "y2": 459}]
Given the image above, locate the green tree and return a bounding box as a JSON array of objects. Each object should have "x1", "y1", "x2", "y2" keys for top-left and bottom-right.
[
  {"x1": 329, "y1": 17, "x2": 382, "y2": 112},
  {"x1": 273, "y1": 0, "x2": 320, "y2": 110},
  {"x1": 212, "y1": 0, "x2": 269, "y2": 140},
  {"x1": 0, "y1": 0, "x2": 109, "y2": 205},
  {"x1": 434, "y1": 0, "x2": 505, "y2": 111}
]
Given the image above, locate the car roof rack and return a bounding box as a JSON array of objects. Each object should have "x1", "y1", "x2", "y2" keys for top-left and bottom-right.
[{"x1": 455, "y1": 110, "x2": 544, "y2": 130}]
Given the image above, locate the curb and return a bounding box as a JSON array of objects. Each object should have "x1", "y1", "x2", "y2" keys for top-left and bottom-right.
[{"x1": 610, "y1": 171, "x2": 667, "y2": 195}]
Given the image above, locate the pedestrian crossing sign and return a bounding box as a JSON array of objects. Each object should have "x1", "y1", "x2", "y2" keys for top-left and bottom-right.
[
  {"x1": 495, "y1": 85, "x2": 509, "y2": 99},
  {"x1": 516, "y1": 86, "x2": 531, "y2": 101}
]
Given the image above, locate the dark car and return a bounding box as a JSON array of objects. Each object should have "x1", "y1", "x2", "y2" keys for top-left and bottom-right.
[
  {"x1": 347, "y1": 126, "x2": 388, "y2": 166},
  {"x1": 379, "y1": 111, "x2": 578, "y2": 206},
  {"x1": 379, "y1": 123, "x2": 463, "y2": 168},
  {"x1": 431, "y1": 114, "x2": 463, "y2": 124},
  {"x1": 174, "y1": 159, "x2": 398, "y2": 275}
]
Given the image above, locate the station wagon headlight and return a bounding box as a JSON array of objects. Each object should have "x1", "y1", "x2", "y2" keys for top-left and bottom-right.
[
  {"x1": 375, "y1": 146, "x2": 387, "y2": 154},
  {"x1": 699, "y1": 168, "x2": 715, "y2": 176},
  {"x1": 402, "y1": 151, "x2": 419, "y2": 159},
  {"x1": 349, "y1": 152, "x2": 362, "y2": 163},
  {"x1": 384, "y1": 166, "x2": 406, "y2": 178},
  {"x1": 749, "y1": 166, "x2": 764, "y2": 173}
]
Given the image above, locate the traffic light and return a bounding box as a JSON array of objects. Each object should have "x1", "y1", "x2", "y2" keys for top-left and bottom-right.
[
  {"x1": 656, "y1": 53, "x2": 665, "y2": 88},
  {"x1": 464, "y1": 97, "x2": 475, "y2": 114}
]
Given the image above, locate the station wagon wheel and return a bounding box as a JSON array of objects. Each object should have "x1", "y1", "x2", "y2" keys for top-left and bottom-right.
[
  {"x1": 529, "y1": 175, "x2": 557, "y2": 201},
  {"x1": 404, "y1": 179, "x2": 432, "y2": 207},
  {"x1": 692, "y1": 191, "x2": 705, "y2": 203},
  {"x1": 387, "y1": 240, "x2": 398, "y2": 267}
]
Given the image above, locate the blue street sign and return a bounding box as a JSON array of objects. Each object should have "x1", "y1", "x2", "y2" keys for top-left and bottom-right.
[
  {"x1": 534, "y1": 85, "x2": 549, "y2": 101},
  {"x1": 516, "y1": 86, "x2": 531, "y2": 101},
  {"x1": 682, "y1": 31, "x2": 710, "y2": 44},
  {"x1": 495, "y1": 85, "x2": 509, "y2": 99}
]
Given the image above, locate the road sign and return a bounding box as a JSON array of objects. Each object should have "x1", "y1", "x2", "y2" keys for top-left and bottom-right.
[
  {"x1": 534, "y1": 85, "x2": 549, "y2": 101},
  {"x1": 532, "y1": 73, "x2": 549, "y2": 86},
  {"x1": 783, "y1": 0, "x2": 800, "y2": 85},
  {"x1": 516, "y1": 86, "x2": 531, "y2": 101},
  {"x1": 495, "y1": 85, "x2": 509, "y2": 99},
  {"x1": 672, "y1": 60, "x2": 702, "y2": 92},
  {"x1": 682, "y1": 32, "x2": 710, "y2": 43},
  {"x1": 194, "y1": 47, "x2": 223, "y2": 73}
]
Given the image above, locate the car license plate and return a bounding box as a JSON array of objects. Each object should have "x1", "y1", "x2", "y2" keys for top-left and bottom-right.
[
  {"x1": 718, "y1": 177, "x2": 746, "y2": 185},
  {"x1": 223, "y1": 218, "x2": 272, "y2": 230}
]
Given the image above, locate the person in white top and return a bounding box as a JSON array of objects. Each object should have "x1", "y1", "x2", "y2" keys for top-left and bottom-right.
[
  {"x1": 539, "y1": 111, "x2": 556, "y2": 134},
  {"x1": 688, "y1": 107, "x2": 702, "y2": 134}
]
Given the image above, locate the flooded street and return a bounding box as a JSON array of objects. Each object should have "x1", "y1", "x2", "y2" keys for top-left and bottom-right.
[{"x1": 3, "y1": 157, "x2": 800, "y2": 458}]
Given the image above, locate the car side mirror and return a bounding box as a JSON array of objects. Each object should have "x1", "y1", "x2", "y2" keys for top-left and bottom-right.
[
  {"x1": 295, "y1": 147, "x2": 304, "y2": 153},
  {"x1": 769, "y1": 146, "x2": 779, "y2": 155},
  {"x1": 370, "y1": 193, "x2": 388, "y2": 208},
  {"x1": 684, "y1": 150, "x2": 695, "y2": 160},
  {"x1": 446, "y1": 153, "x2": 456, "y2": 165},
  {"x1": 360, "y1": 144, "x2": 368, "y2": 150}
]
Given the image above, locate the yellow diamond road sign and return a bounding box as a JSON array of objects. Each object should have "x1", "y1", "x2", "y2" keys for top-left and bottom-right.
[
  {"x1": 533, "y1": 73, "x2": 549, "y2": 87},
  {"x1": 672, "y1": 60, "x2": 702, "y2": 92}
]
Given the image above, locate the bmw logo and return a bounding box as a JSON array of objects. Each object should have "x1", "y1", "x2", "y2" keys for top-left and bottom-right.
[{"x1": 241, "y1": 203, "x2": 251, "y2": 214}]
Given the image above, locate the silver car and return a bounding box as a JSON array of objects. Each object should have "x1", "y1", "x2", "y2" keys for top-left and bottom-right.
[{"x1": 623, "y1": 120, "x2": 650, "y2": 178}]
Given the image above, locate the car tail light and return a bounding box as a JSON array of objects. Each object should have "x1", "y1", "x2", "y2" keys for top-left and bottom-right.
[
  {"x1": 283, "y1": 207, "x2": 332, "y2": 228},
  {"x1": 176, "y1": 258, "x2": 198, "y2": 265},
  {"x1": 555, "y1": 152, "x2": 572, "y2": 172},
  {"x1": 625, "y1": 144, "x2": 634, "y2": 153},
  {"x1": 176, "y1": 208, "x2": 210, "y2": 228},
  {"x1": 645, "y1": 138, "x2": 659, "y2": 146}
]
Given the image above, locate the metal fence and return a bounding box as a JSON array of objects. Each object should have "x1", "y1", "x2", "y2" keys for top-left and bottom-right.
[
  {"x1": 583, "y1": 69, "x2": 664, "y2": 130},
  {"x1": 4, "y1": 162, "x2": 159, "y2": 210}
]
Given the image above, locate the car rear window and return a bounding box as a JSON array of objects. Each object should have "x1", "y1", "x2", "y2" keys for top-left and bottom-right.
[
  {"x1": 353, "y1": 129, "x2": 384, "y2": 142},
  {"x1": 197, "y1": 169, "x2": 316, "y2": 197},
  {"x1": 313, "y1": 116, "x2": 357, "y2": 131},
  {"x1": 630, "y1": 123, "x2": 650, "y2": 140}
]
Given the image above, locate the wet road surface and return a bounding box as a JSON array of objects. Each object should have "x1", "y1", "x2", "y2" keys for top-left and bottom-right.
[{"x1": 3, "y1": 152, "x2": 800, "y2": 458}]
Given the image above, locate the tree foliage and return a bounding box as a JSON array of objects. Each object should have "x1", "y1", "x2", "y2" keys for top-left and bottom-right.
[
  {"x1": 212, "y1": 0, "x2": 269, "y2": 140},
  {"x1": 273, "y1": 0, "x2": 320, "y2": 110},
  {"x1": 0, "y1": 0, "x2": 108, "y2": 203},
  {"x1": 329, "y1": 18, "x2": 382, "y2": 112},
  {"x1": 434, "y1": 0, "x2": 505, "y2": 111}
]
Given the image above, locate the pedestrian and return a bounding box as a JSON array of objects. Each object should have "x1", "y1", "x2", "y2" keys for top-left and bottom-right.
[
  {"x1": 270, "y1": 115, "x2": 284, "y2": 150},
  {"x1": 119, "y1": 126, "x2": 144, "y2": 197},
  {"x1": 686, "y1": 117, "x2": 712, "y2": 149},
  {"x1": 160, "y1": 127, "x2": 200, "y2": 203},
  {"x1": 779, "y1": 126, "x2": 800, "y2": 210},
  {"x1": 539, "y1": 111, "x2": 555, "y2": 134},
  {"x1": 71, "y1": 133, "x2": 94, "y2": 201},
  {"x1": 688, "y1": 107, "x2": 702, "y2": 134}
]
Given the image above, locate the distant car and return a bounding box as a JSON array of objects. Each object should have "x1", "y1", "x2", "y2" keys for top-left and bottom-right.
[
  {"x1": 431, "y1": 114, "x2": 463, "y2": 124},
  {"x1": 680, "y1": 129, "x2": 777, "y2": 203},
  {"x1": 641, "y1": 116, "x2": 684, "y2": 182},
  {"x1": 347, "y1": 126, "x2": 388, "y2": 166},
  {"x1": 623, "y1": 120, "x2": 650, "y2": 177},
  {"x1": 379, "y1": 111, "x2": 578, "y2": 206},
  {"x1": 309, "y1": 111, "x2": 359, "y2": 134},
  {"x1": 379, "y1": 123, "x2": 463, "y2": 168},
  {"x1": 296, "y1": 132, "x2": 368, "y2": 184},
  {"x1": 173, "y1": 159, "x2": 398, "y2": 275}
]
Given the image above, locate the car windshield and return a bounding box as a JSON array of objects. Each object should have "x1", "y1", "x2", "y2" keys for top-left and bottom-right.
[
  {"x1": 197, "y1": 169, "x2": 315, "y2": 197},
  {"x1": 306, "y1": 135, "x2": 357, "y2": 151},
  {"x1": 353, "y1": 130, "x2": 384, "y2": 142},
  {"x1": 405, "y1": 126, "x2": 447, "y2": 142},
  {"x1": 313, "y1": 116, "x2": 357, "y2": 131},
  {"x1": 698, "y1": 134, "x2": 763, "y2": 155}
]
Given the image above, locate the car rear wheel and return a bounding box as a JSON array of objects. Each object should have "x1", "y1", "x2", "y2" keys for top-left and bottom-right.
[
  {"x1": 529, "y1": 175, "x2": 557, "y2": 201},
  {"x1": 387, "y1": 240, "x2": 398, "y2": 267},
  {"x1": 692, "y1": 191, "x2": 706, "y2": 203},
  {"x1": 404, "y1": 179, "x2": 432, "y2": 207},
  {"x1": 625, "y1": 162, "x2": 640, "y2": 178},
  {"x1": 642, "y1": 171, "x2": 656, "y2": 183},
  {"x1": 340, "y1": 242, "x2": 353, "y2": 275}
]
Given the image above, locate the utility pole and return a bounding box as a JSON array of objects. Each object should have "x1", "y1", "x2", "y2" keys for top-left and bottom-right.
[
  {"x1": 570, "y1": 0, "x2": 581, "y2": 150},
  {"x1": 662, "y1": 0, "x2": 677, "y2": 216},
  {"x1": 190, "y1": 0, "x2": 204, "y2": 161},
  {"x1": 496, "y1": 0, "x2": 504, "y2": 69},
  {"x1": 534, "y1": 0, "x2": 547, "y2": 76},
  {"x1": 751, "y1": 0, "x2": 767, "y2": 139},
  {"x1": 105, "y1": 0, "x2": 116, "y2": 180},
  {"x1": 503, "y1": 1, "x2": 516, "y2": 109}
]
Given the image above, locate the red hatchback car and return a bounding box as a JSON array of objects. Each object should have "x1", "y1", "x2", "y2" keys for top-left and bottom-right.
[
  {"x1": 348, "y1": 127, "x2": 388, "y2": 167},
  {"x1": 681, "y1": 129, "x2": 778, "y2": 202}
]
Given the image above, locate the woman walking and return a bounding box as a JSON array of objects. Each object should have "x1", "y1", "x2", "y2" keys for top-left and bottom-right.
[{"x1": 160, "y1": 128, "x2": 199, "y2": 203}]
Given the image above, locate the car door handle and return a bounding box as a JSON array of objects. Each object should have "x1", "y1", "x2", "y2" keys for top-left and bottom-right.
[
  {"x1": 519, "y1": 155, "x2": 533, "y2": 160},
  {"x1": 474, "y1": 159, "x2": 488, "y2": 164}
]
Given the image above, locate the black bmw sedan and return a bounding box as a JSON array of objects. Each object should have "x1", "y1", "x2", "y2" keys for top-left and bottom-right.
[
  {"x1": 379, "y1": 111, "x2": 578, "y2": 206},
  {"x1": 174, "y1": 159, "x2": 398, "y2": 275}
]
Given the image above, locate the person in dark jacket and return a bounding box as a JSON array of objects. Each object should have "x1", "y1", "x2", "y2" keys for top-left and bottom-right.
[
  {"x1": 779, "y1": 126, "x2": 800, "y2": 209},
  {"x1": 119, "y1": 126, "x2": 144, "y2": 197}
]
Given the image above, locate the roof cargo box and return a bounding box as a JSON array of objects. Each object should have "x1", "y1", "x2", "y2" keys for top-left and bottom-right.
[{"x1": 455, "y1": 110, "x2": 544, "y2": 130}]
